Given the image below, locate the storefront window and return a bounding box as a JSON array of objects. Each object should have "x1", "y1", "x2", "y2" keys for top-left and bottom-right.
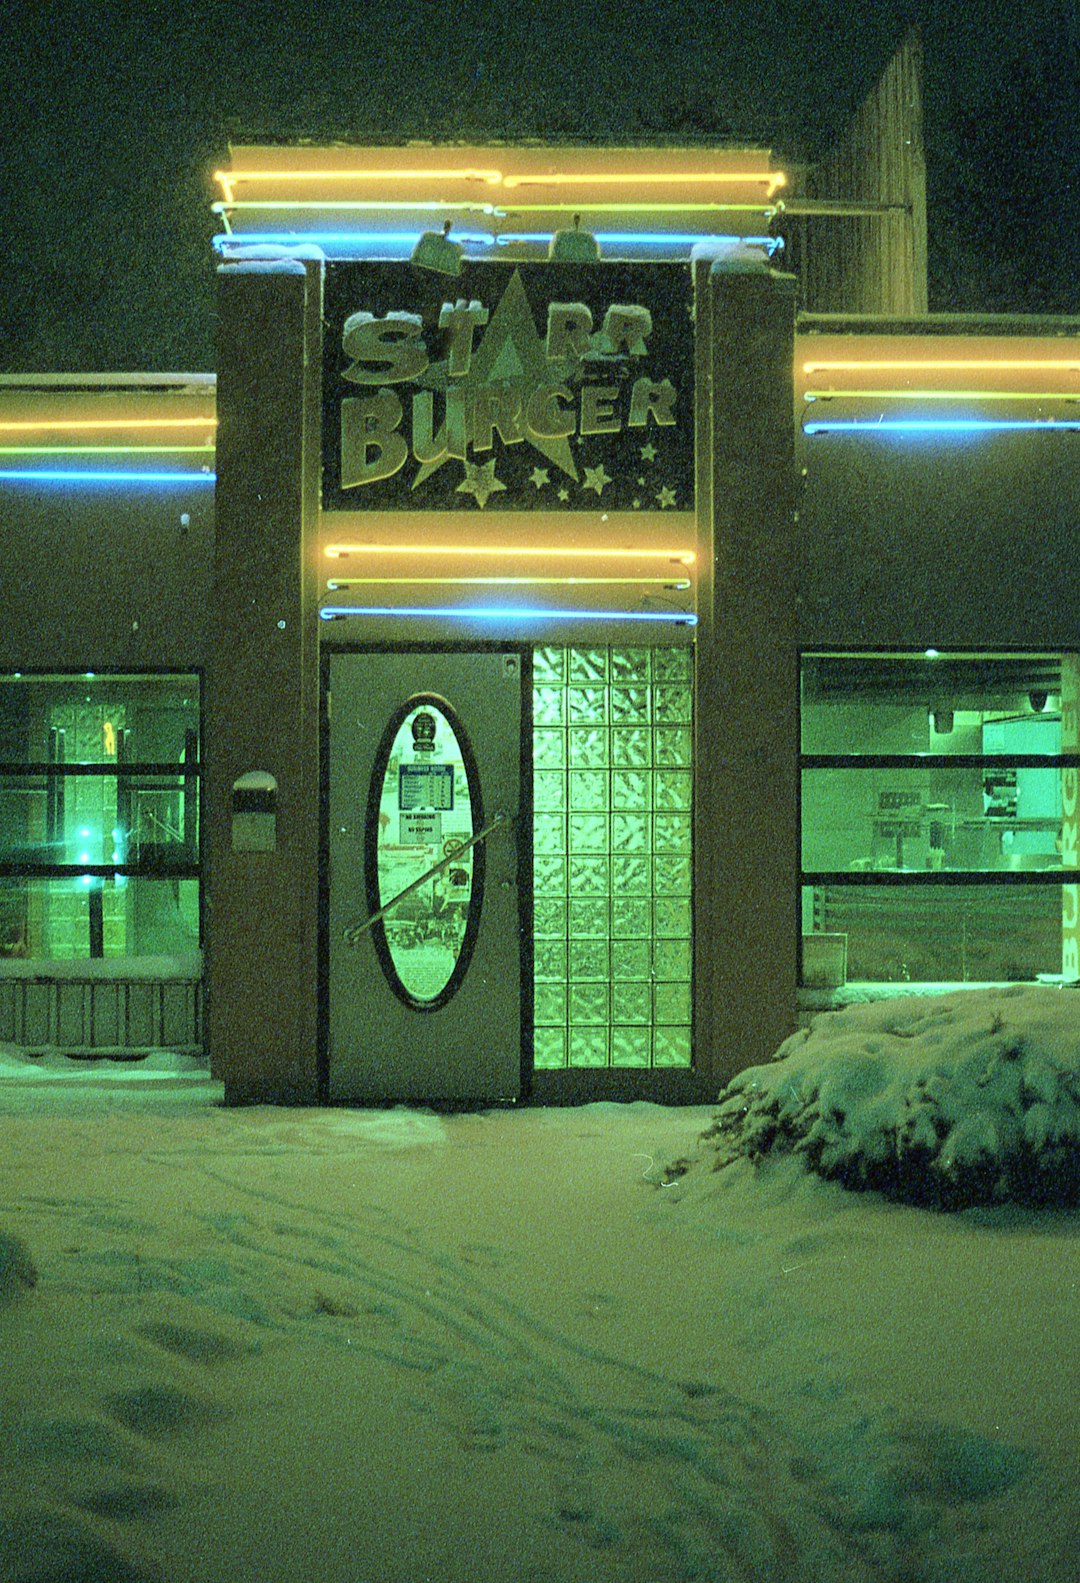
[
  {"x1": 800, "y1": 653, "x2": 1080, "y2": 984},
  {"x1": 532, "y1": 646, "x2": 693, "y2": 1069},
  {"x1": 0, "y1": 674, "x2": 200, "y2": 960}
]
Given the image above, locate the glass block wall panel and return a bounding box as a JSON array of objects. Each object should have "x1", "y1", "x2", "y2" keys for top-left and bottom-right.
[{"x1": 532, "y1": 647, "x2": 693, "y2": 1070}]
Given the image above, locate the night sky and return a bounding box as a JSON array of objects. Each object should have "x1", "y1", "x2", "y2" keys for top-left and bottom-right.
[{"x1": 3, "y1": 0, "x2": 1076, "y2": 373}]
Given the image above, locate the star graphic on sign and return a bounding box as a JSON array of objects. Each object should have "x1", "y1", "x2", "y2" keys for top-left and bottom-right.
[
  {"x1": 557, "y1": 487, "x2": 570, "y2": 502},
  {"x1": 530, "y1": 466, "x2": 550, "y2": 489},
  {"x1": 632, "y1": 497, "x2": 642, "y2": 509},
  {"x1": 583, "y1": 464, "x2": 612, "y2": 496},
  {"x1": 456, "y1": 459, "x2": 507, "y2": 508},
  {"x1": 640, "y1": 443, "x2": 658, "y2": 462},
  {"x1": 412, "y1": 269, "x2": 580, "y2": 488},
  {"x1": 655, "y1": 484, "x2": 678, "y2": 508}
]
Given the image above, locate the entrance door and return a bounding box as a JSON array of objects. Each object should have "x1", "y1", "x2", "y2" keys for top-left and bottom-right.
[{"x1": 326, "y1": 650, "x2": 524, "y2": 1103}]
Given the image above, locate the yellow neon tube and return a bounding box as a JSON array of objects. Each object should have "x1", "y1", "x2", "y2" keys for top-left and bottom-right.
[
  {"x1": 215, "y1": 168, "x2": 784, "y2": 202},
  {"x1": 327, "y1": 576, "x2": 692, "y2": 588},
  {"x1": 211, "y1": 200, "x2": 485, "y2": 214},
  {"x1": 214, "y1": 167, "x2": 505, "y2": 203},
  {"x1": 490, "y1": 202, "x2": 776, "y2": 214},
  {"x1": 803, "y1": 359, "x2": 1080, "y2": 374},
  {"x1": 501, "y1": 171, "x2": 786, "y2": 194},
  {"x1": 0, "y1": 445, "x2": 215, "y2": 456},
  {"x1": 0, "y1": 417, "x2": 217, "y2": 433},
  {"x1": 325, "y1": 544, "x2": 696, "y2": 564},
  {"x1": 213, "y1": 200, "x2": 775, "y2": 215},
  {"x1": 804, "y1": 389, "x2": 1080, "y2": 402}
]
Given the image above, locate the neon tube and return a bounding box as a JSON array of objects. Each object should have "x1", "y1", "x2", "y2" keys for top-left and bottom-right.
[
  {"x1": 218, "y1": 168, "x2": 509, "y2": 204},
  {"x1": 326, "y1": 576, "x2": 692, "y2": 589},
  {"x1": 482, "y1": 202, "x2": 777, "y2": 217},
  {"x1": 215, "y1": 230, "x2": 468, "y2": 245},
  {"x1": 325, "y1": 544, "x2": 695, "y2": 563},
  {"x1": 215, "y1": 168, "x2": 783, "y2": 200},
  {"x1": 803, "y1": 419, "x2": 1080, "y2": 434},
  {"x1": 500, "y1": 171, "x2": 786, "y2": 194},
  {"x1": 0, "y1": 418, "x2": 216, "y2": 433},
  {"x1": 501, "y1": 232, "x2": 781, "y2": 249},
  {"x1": 0, "y1": 470, "x2": 216, "y2": 483},
  {"x1": 212, "y1": 230, "x2": 496, "y2": 252},
  {"x1": 0, "y1": 446, "x2": 215, "y2": 455},
  {"x1": 803, "y1": 390, "x2": 1079, "y2": 403},
  {"x1": 803, "y1": 359, "x2": 1080, "y2": 374},
  {"x1": 213, "y1": 231, "x2": 782, "y2": 255},
  {"x1": 212, "y1": 200, "x2": 495, "y2": 214},
  {"x1": 214, "y1": 200, "x2": 777, "y2": 216},
  {"x1": 320, "y1": 604, "x2": 697, "y2": 623}
]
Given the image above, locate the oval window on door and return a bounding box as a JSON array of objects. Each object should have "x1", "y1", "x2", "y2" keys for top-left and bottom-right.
[{"x1": 364, "y1": 694, "x2": 485, "y2": 1011}]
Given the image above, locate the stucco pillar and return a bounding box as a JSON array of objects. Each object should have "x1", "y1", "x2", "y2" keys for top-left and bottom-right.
[
  {"x1": 206, "y1": 260, "x2": 323, "y2": 1102},
  {"x1": 694, "y1": 264, "x2": 799, "y2": 1089}
]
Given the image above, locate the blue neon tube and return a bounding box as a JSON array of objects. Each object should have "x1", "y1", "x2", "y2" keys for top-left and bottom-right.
[
  {"x1": 0, "y1": 470, "x2": 216, "y2": 484},
  {"x1": 214, "y1": 231, "x2": 782, "y2": 256},
  {"x1": 212, "y1": 232, "x2": 494, "y2": 254},
  {"x1": 320, "y1": 604, "x2": 696, "y2": 624},
  {"x1": 804, "y1": 419, "x2": 1080, "y2": 436}
]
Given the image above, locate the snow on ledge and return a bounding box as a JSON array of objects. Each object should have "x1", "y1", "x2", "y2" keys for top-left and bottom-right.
[
  {"x1": 215, "y1": 243, "x2": 326, "y2": 275},
  {"x1": 0, "y1": 1045, "x2": 212, "y2": 1084}
]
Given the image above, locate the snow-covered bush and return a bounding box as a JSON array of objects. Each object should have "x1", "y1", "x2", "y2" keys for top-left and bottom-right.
[
  {"x1": 0, "y1": 1229, "x2": 36, "y2": 1306},
  {"x1": 707, "y1": 987, "x2": 1080, "y2": 1208}
]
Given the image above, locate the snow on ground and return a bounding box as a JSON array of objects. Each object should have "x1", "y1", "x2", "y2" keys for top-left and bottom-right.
[{"x1": 0, "y1": 1006, "x2": 1078, "y2": 1583}]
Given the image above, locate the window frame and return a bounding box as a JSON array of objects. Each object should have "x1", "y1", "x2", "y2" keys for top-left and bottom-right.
[
  {"x1": 0, "y1": 671, "x2": 202, "y2": 959},
  {"x1": 799, "y1": 650, "x2": 1080, "y2": 984}
]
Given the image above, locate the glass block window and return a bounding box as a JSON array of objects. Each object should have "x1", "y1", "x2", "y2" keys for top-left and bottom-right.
[
  {"x1": 0, "y1": 674, "x2": 200, "y2": 960},
  {"x1": 532, "y1": 646, "x2": 693, "y2": 1070}
]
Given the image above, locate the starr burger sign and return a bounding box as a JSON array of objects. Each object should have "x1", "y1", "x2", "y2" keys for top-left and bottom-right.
[{"x1": 321, "y1": 262, "x2": 694, "y2": 513}]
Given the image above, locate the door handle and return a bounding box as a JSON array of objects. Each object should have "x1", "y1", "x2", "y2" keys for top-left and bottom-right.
[{"x1": 343, "y1": 811, "x2": 512, "y2": 945}]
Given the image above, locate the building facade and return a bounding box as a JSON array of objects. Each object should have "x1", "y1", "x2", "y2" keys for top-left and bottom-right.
[{"x1": 2, "y1": 95, "x2": 1078, "y2": 1105}]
